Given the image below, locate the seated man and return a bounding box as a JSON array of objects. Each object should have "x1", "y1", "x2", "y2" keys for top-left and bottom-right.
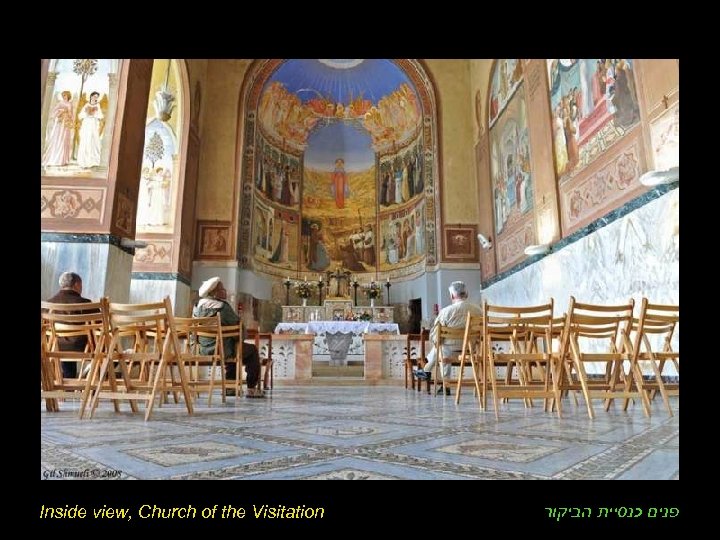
[
  {"x1": 192, "y1": 277, "x2": 264, "y2": 398},
  {"x1": 415, "y1": 281, "x2": 482, "y2": 395},
  {"x1": 46, "y1": 272, "x2": 92, "y2": 379}
]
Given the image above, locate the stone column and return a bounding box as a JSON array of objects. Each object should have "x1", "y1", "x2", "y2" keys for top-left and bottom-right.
[{"x1": 42, "y1": 60, "x2": 154, "y2": 304}]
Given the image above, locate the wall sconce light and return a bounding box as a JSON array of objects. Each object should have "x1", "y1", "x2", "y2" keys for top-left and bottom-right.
[
  {"x1": 120, "y1": 238, "x2": 148, "y2": 249},
  {"x1": 639, "y1": 166, "x2": 679, "y2": 187},
  {"x1": 477, "y1": 233, "x2": 492, "y2": 250},
  {"x1": 524, "y1": 243, "x2": 551, "y2": 256}
]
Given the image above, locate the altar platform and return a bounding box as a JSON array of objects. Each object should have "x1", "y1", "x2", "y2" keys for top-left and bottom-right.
[{"x1": 275, "y1": 320, "x2": 400, "y2": 368}]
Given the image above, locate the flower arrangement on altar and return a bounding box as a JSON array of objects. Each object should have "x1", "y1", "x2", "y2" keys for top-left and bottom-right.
[
  {"x1": 363, "y1": 281, "x2": 382, "y2": 300},
  {"x1": 294, "y1": 281, "x2": 316, "y2": 299}
]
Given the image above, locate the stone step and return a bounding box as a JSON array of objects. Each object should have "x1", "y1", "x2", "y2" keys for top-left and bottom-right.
[{"x1": 312, "y1": 364, "x2": 364, "y2": 378}]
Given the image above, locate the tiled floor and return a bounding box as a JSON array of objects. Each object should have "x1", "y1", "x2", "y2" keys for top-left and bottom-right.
[{"x1": 41, "y1": 387, "x2": 678, "y2": 480}]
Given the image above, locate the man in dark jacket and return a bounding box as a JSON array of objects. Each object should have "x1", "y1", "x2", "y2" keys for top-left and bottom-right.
[
  {"x1": 192, "y1": 277, "x2": 263, "y2": 397},
  {"x1": 46, "y1": 272, "x2": 92, "y2": 378}
]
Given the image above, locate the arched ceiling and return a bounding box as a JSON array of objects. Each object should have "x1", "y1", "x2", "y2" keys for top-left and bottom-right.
[{"x1": 265, "y1": 59, "x2": 417, "y2": 106}]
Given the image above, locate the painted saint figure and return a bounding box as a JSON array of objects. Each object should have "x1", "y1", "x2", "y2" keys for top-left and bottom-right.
[
  {"x1": 308, "y1": 223, "x2": 331, "y2": 271},
  {"x1": 42, "y1": 91, "x2": 74, "y2": 167},
  {"x1": 270, "y1": 222, "x2": 289, "y2": 263},
  {"x1": 330, "y1": 158, "x2": 349, "y2": 209},
  {"x1": 77, "y1": 91, "x2": 104, "y2": 169}
]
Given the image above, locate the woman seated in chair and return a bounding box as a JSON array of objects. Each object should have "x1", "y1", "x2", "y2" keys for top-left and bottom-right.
[{"x1": 193, "y1": 277, "x2": 264, "y2": 398}]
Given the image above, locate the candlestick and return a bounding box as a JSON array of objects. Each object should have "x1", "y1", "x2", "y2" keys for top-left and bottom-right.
[
  {"x1": 352, "y1": 279, "x2": 360, "y2": 307},
  {"x1": 318, "y1": 276, "x2": 325, "y2": 306},
  {"x1": 283, "y1": 277, "x2": 292, "y2": 306},
  {"x1": 384, "y1": 280, "x2": 392, "y2": 305}
]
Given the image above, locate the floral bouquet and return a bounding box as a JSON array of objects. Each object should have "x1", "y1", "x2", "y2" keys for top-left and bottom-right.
[
  {"x1": 363, "y1": 281, "x2": 382, "y2": 300},
  {"x1": 294, "y1": 281, "x2": 315, "y2": 299}
]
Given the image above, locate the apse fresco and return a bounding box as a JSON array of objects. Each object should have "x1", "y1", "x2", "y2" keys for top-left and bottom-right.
[
  {"x1": 253, "y1": 196, "x2": 300, "y2": 270},
  {"x1": 378, "y1": 197, "x2": 426, "y2": 272},
  {"x1": 41, "y1": 59, "x2": 121, "y2": 178},
  {"x1": 251, "y1": 59, "x2": 428, "y2": 276},
  {"x1": 546, "y1": 59, "x2": 640, "y2": 184}
]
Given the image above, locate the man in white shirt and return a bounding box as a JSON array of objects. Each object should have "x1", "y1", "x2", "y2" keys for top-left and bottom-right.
[{"x1": 415, "y1": 281, "x2": 482, "y2": 395}]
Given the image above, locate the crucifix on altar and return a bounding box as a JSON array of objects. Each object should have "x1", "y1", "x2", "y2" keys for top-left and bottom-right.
[{"x1": 326, "y1": 265, "x2": 352, "y2": 298}]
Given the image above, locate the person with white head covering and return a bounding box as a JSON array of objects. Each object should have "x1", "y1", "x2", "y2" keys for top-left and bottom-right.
[
  {"x1": 193, "y1": 277, "x2": 264, "y2": 397},
  {"x1": 414, "y1": 281, "x2": 482, "y2": 395}
]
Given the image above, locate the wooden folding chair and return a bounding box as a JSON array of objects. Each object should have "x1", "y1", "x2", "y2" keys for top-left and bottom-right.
[
  {"x1": 454, "y1": 313, "x2": 484, "y2": 408},
  {"x1": 430, "y1": 324, "x2": 467, "y2": 396},
  {"x1": 175, "y1": 315, "x2": 226, "y2": 406},
  {"x1": 221, "y1": 322, "x2": 245, "y2": 398},
  {"x1": 89, "y1": 297, "x2": 193, "y2": 421},
  {"x1": 623, "y1": 298, "x2": 679, "y2": 416},
  {"x1": 483, "y1": 301, "x2": 560, "y2": 419},
  {"x1": 40, "y1": 298, "x2": 110, "y2": 418},
  {"x1": 558, "y1": 297, "x2": 650, "y2": 419},
  {"x1": 247, "y1": 328, "x2": 273, "y2": 392},
  {"x1": 405, "y1": 328, "x2": 430, "y2": 391}
]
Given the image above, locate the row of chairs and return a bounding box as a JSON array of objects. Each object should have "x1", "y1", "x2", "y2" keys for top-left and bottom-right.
[
  {"x1": 40, "y1": 297, "x2": 273, "y2": 421},
  {"x1": 406, "y1": 297, "x2": 679, "y2": 419}
]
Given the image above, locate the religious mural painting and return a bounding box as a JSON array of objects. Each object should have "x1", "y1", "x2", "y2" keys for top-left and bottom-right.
[
  {"x1": 253, "y1": 194, "x2": 299, "y2": 271},
  {"x1": 488, "y1": 59, "x2": 523, "y2": 128},
  {"x1": 247, "y1": 59, "x2": 433, "y2": 279},
  {"x1": 377, "y1": 153, "x2": 427, "y2": 272},
  {"x1": 546, "y1": 59, "x2": 641, "y2": 184},
  {"x1": 489, "y1": 69, "x2": 536, "y2": 271},
  {"x1": 136, "y1": 60, "x2": 183, "y2": 234},
  {"x1": 41, "y1": 59, "x2": 121, "y2": 178}
]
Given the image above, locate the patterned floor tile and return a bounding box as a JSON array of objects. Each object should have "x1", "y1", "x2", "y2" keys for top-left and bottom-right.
[
  {"x1": 241, "y1": 456, "x2": 471, "y2": 480},
  {"x1": 40, "y1": 387, "x2": 679, "y2": 480}
]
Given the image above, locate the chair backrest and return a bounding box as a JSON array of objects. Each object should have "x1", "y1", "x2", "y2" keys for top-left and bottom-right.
[
  {"x1": 175, "y1": 314, "x2": 225, "y2": 405},
  {"x1": 406, "y1": 327, "x2": 430, "y2": 361},
  {"x1": 434, "y1": 324, "x2": 468, "y2": 361},
  {"x1": 246, "y1": 327, "x2": 272, "y2": 359},
  {"x1": 562, "y1": 297, "x2": 634, "y2": 355},
  {"x1": 174, "y1": 315, "x2": 223, "y2": 355},
  {"x1": 41, "y1": 298, "x2": 109, "y2": 353},
  {"x1": 95, "y1": 297, "x2": 193, "y2": 420},
  {"x1": 628, "y1": 298, "x2": 679, "y2": 355},
  {"x1": 40, "y1": 297, "x2": 110, "y2": 415},
  {"x1": 220, "y1": 322, "x2": 243, "y2": 362},
  {"x1": 461, "y1": 313, "x2": 484, "y2": 359},
  {"x1": 483, "y1": 300, "x2": 554, "y2": 353}
]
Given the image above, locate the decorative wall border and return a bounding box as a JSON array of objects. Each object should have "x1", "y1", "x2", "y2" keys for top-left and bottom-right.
[
  {"x1": 560, "y1": 137, "x2": 645, "y2": 235},
  {"x1": 133, "y1": 240, "x2": 173, "y2": 267},
  {"x1": 131, "y1": 272, "x2": 191, "y2": 286},
  {"x1": 481, "y1": 183, "x2": 678, "y2": 290},
  {"x1": 41, "y1": 187, "x2": 105, "y2": 221},
  {"x1": 40, "y1": 232, "x2": 135, "y2": 255}
]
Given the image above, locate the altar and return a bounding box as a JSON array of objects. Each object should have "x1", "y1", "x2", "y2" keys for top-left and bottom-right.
[
  {"x1": 281, "y1": 303, "x2": 394, "y2": 324},
  {"x1": 275, "y1": 320, "x2": 400, "y2": 366}
]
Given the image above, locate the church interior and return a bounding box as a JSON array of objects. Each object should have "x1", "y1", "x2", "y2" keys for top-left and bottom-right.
[{"x1": 41, "y1": 59, "x2": 679, "y2": 480}]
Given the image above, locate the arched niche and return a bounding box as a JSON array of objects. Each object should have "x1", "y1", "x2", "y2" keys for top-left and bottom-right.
[{"x1": 236, "y1": 59, "x2": 441, "y2": 282}]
